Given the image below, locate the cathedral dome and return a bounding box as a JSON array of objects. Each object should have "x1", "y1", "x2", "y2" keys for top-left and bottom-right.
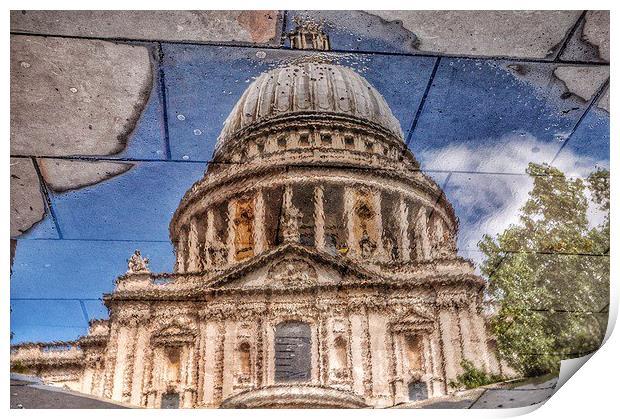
[{"x1": 216, "y1": 61, "x2": 404, "y2": 151}]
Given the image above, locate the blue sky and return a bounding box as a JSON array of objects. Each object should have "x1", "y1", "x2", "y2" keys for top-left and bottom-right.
[{"x1": 11, "y1": 40, "x2": 609, "y2": 344}]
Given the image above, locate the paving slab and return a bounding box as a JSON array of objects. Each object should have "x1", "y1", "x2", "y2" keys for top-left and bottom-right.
[
  {"x1": 441, "y1": 172, "x2": 535, "y2": 252},
  {"x1": 597, "y1": 86, "x2": 609, "y2": 112},
  {"x1": 10, "y1": 299, "x2": 88, "y2": 343},
  {"x1": 15, "y1": 211, "x2": 60, "y2": 240},
  {"x1": 161, "y1": 44, "x2": 436, "y2": 161},
  {"x1": 11, "y1": 35, "x2": 153, "y2": 157},
  {"x1": 554, "y1": 105, "x2": 610, "y2": 172},
  {"x1": 411, "y1": 59, "x2": 607, "y2": 172},
  {"x1": 82, "y1": 299, "x2": 109, "y2": 322},
  {"x1": 38, "y1": 159, "x2": 133, "y2": 193},
  {"x1": 48, "y1": 160, "x2": 205, "y2": 241},
  {"x1": 285, "y1": 11, "x2": 580, "y2": 58},
  {"x1": 11, "y1": 10, "x2": 281, "y2": 45},
  {"x1": 553, "y1": 66, "x2": 609, "y2": 103},
  {"x1": 560, "y1": 11, "x2": 609, "y2": 63},
  {"x1": 471, "y1": 385, "x2": 555, "y2": 408},
  {"x1": 10, "y1": 158, "x2": 46, "y2": 237},
  {"x1": 10, "y1": 239, "x2": 175, "y2": 301},
  {"x1": 10, "y1": 375, "x2": 128, "y2": 408}
]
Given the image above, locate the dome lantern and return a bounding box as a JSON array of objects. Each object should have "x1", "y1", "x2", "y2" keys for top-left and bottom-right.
[{"x1": 288, "y1": 17, "x2": 331, "y2": 51}]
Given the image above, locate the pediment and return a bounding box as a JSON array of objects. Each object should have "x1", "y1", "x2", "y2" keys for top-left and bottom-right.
[
  {"x1": 205, "y1": 244, "x2": 372, "y2": 292},
  {"x1": 151, "y1": 319, "x2": 197, "y2": 344},
  {"x1": 389, "y1": 307, "x2": 435, "y2": 333}
]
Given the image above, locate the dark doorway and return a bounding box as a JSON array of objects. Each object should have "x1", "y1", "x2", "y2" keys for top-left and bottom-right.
[
  {"x1": 161, "y1": 391, "x2": 180, "y2": 409},
  {"x1": 408, "y1": 380, "x2": 428, "y2": 401},
  {"x1": 274, "y1": 321, "x2": 312, "y2": 382}
]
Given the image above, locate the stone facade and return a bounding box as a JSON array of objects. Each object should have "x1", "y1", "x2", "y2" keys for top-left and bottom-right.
[{"x1": 10, "y1": 26, "x2": 508, "y2": 408}]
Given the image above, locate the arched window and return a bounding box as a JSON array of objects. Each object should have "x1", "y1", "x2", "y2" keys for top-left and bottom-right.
[
  {"x1": 274, "y1": 321, "x2": 312, "y2": 382},
  {"x1": 408, "y1": 380, "x2": 428, "y2": 401}
]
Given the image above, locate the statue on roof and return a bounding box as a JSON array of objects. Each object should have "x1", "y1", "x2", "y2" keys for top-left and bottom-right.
[{"x1": 127, "y1": 250, "x2": 150, "y2": 274}]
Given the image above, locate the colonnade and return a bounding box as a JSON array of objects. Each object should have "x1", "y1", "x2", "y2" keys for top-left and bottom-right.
[{"x1": 174, "y1": 182, "x2": 455, "y2": 273}]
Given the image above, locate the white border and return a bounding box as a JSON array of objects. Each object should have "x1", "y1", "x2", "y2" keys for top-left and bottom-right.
[{"x1": 3, "y1": 1, "x2": 617, "y2": 417}]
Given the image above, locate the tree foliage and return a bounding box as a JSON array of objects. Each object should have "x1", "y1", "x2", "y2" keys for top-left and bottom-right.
[
  {"x1": 479, "y1": 163, "x2": 609, "y2": 377},
  {"x1": 449, "y1": 360, "x2": 504, "y2": 390}
]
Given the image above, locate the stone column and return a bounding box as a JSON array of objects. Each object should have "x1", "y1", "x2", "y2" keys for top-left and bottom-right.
[
  {"x1": 349, "y1": 308, "x2": 370, "y2": 398},
  {"x1": 343, "y1": 186, "x2": 356, "y2": 254},
  {"x1": 316, "y1": 317, "x2": 326, "y2": 385},
  {"x1": 102, "y1": 325, "x2": 120, "y2": 400},
  {"x1": 196, "y1": 321, "x2": 207, "y2": 406},
  {"x1": 415, "y1": 207, "x2": 431, "y2": 261},
  {"x1": 187, "y1": 217, "x2": 201, "y2": 272},
  {"x1": 432, "y1": 218, "x2": 444, "y2": 258},
  {"x1": 255, "y1": 318, "x2": 264, "y2": 387},
  {"x1": 281, "y1": 184, "x2": 302, "y2": 243},
  {"x1": 201, "y1": 320, "x2": 225, "y2": 407},
  {"x1": 200, "y1": 321, "x2": 218, "y2": 407},
  {"x1": 324, "y1": 317, "x2": 335, "y2": 384},
  {"x1": 130, "y1": 327, "x2": 149, "y2": 406},
  {"x1": 367, "y1": 312, "x2": 391, "y2": 407},
  {"x1": 175, "y1": 234, "x2": 187, "y2": 273},
  {"x1": 314, "y1": 185, "x2": 325, "y2": 251},
  {"x1": 221, "y1": 320, "x2": 236, "y2": 399},
  {"x1": 81, "y1": 365, "x2": 95, "y2": 394},
  {"x1": 371, "y1": 189, "x2": 384, "y2": 256},
  {"x1": 203, "y1": 208, "x2": 215, "y2": 269},
  {"x1": 436, "y1": 294, "x2": 464, "y2": 389},
  {"x1": 111, "y1": 325, "x2": 130, "y2": 401},
  {"x1": 469, "y1": 306, "x2": 492, "y2": 373},
  {"x1": 121, "y1": 324, "x2": 139, "y2": 404},
  {"x1": 398, "y1": 196, "x2": 410, "y2": 262},
  {"x1": 391, "y1": 334, "x2": 407, "y2": 404},
  {"x1": 140, "y1": 345, "x2": 155, "y2": 407},
  {"x1": 422, "y1": 335, "x2": 434, "y2": 397},
  {"x1": 182, "y1": 343, "x2": 197, "y2": 408},
  {"x1": 457, "y1": 308, "x2": 477, "y2": 367},
  {"x1": 253, "y1": 190, "x2": 266, "y2": 254},
  {"x1": 149, "y1": 349, "x2": 164, "y2": 407},
  {"x1": 283, "y1": 184, "x2": 293, "y2": 211},
  {"x1": 263, "y1": 320, "x2": 275, "y2": 386},
  {"x1": 429, "y1": 327, "x2": 447, "y2": 396},
  {"x1": 227, "y1": 200, "x2": 236, "y2": 263},
  {"x1": 92, "y1": 361, "x2": 106, "y2": 398}
]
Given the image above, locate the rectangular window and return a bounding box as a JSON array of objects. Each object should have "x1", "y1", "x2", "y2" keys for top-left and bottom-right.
[
  {"x1": 275, "y1": 322, "x2": 312, "y2": 382},
  {"x1": 344, "y1": 136, "x2": 355, "y2": 149},
  {"x1": 299, "y1": 133, "x2": 310, "y2": 146},
  {"x1": 161, "y1": 392, "x2": 180, "y2": 409}
]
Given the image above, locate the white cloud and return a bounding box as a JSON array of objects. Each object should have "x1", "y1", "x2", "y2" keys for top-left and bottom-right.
[{"x1": 419, "y1": 133, "x2": 609, "y2": 266}]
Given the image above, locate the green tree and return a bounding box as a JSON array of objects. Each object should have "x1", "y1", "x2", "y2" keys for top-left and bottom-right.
[{"x1": 479, "y1": 163, "x2": 609, "y2": 377}]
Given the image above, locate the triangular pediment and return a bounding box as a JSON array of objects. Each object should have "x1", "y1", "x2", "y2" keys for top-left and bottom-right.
[
  {"x1": 204, "y1": 244, "x2": 377, "y2": 292},
  {"x1": 389, "y1": 306, "x2": 435, "y2": 333}
]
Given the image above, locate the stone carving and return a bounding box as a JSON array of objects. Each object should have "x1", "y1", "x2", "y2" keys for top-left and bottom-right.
[
  {"x1": 359, "y1": 229, "x2": 377, "y2": 258},
  {"x1": 127, "y1": 250, "x2": 150, "y2": 274},
  {"x1": 268, "y1": 258, "x2": 317, "y2": 288},
  {"x1": 281, "y1": 206, "x2": 303, "y2": 244},
  {"x1": 208, "y1": 240, "x2": 227, "y2": 266}
]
